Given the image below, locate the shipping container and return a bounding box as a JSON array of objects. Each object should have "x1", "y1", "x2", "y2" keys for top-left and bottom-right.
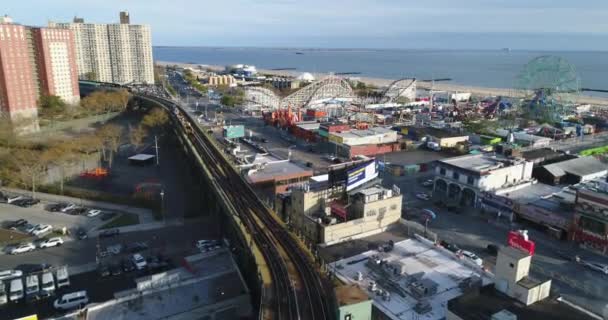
[{"x1": 348, "y1": 142, "x2": 401, "y2": 157}]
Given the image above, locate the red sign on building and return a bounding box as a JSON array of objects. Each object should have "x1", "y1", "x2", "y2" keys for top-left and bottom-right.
[{"x1": 507, "y1": 230, "x2": 536, "y2": 256}]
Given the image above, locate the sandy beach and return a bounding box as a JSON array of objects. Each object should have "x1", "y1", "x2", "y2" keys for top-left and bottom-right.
[{"x1": 157, "y1": 60, "x2": 608, "y2": 105}]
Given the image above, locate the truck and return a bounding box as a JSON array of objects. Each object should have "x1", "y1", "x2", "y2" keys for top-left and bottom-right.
[{"x1": 56, "y1": 266, "x2": 70, "y2": 288}]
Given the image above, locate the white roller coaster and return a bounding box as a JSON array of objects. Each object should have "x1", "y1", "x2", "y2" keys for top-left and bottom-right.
[
  {"x1": 243, "y1": 76, "x2": 357, "y2": 110},
  {"x1": 380, "y1": 78, "x2": 417, "y2": 103}
]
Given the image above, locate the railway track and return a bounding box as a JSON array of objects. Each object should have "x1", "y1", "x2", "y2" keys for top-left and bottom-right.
[{"x1": 141, "y1": 94, "x2": 331, "y2": 320}]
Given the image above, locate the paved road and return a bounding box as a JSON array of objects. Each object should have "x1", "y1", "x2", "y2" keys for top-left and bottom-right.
[{"x1": 383, "y1": 172, "x2": 608, "y2": 316}]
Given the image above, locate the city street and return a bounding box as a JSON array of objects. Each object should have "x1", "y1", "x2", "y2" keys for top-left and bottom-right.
[{"x1": 383, "y1": 171, "x2": 608, "y2": 316}]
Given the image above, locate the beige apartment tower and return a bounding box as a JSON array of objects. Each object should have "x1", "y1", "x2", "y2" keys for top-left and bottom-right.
[{"x1": 53, "y1": 12, "x2": 154, "y2": 85}]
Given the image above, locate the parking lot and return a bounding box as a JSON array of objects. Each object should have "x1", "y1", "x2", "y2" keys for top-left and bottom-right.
[{"x1": 0, "y1": 220, "x2": 219, "y2": 319}]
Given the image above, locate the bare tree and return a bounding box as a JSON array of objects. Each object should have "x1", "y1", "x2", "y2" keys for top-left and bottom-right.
[
  {"x1": 130, "y1": 125, "x2": 148, "y2": 152},
  {"x1": 8, "y1": 148, "x2": 47, "y2": 198},
  {"x1": 97, "y1": 124, "x2": 123, "y2": 168}
]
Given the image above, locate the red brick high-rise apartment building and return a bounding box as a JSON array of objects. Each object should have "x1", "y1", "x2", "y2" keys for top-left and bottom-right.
[{"x1": 0, "y1": 15, "x2": 80, "y2": 133}]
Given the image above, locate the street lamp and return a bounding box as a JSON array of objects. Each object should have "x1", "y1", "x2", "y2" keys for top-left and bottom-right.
[{"x1": 160, "y1": 190, "x2": 165, "y2": 224}]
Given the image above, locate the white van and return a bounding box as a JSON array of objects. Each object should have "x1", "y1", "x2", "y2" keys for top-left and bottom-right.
[
  {"x1": 53, "y1": 291, "x2": 88, "y2": 310},
  {"x1": 0, "y1": 282, "x2": 7, "y2": 305},
  {"x1": 41, "y1": 272, "x2": 55, "y2": 294},
  {"x1": 0, "y1": 269, "x2": 23, "y2": 281},
  {"x1": 9, "y1": 278, "x2": 23, "y2": 302},
  {"x1": 25, "y1": 275, "x2": 39, "y2": 296},
  {"x1": 56, "y1": 266, "x2": 70, "y2": 288}
]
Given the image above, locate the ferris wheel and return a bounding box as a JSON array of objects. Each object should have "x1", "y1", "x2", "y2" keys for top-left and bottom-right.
[{"x1": 515, "y1": 55, "x2": 580, "y2": 123}]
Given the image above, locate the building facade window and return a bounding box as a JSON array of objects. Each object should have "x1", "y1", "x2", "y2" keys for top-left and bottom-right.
[
  {"x1": 467, "y1": 176, "x2": 475, "y2": 185},
  {"x1": 440, "y1": 168, "x2": 446, "y2": 176},
  {"x1": 453, "y1": 172, "x2": 459, "y2": 180}
]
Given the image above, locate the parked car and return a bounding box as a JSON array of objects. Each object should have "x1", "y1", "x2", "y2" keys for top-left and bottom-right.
[
  {"x1": 415, "y1": 193, "x2": 430, "y2": 201},
  {"x1": 126, "y1": 242, "x2": 149, "y2": 253},
  {"x1": 56, "y1": 266, "x2": 70, "y2": 288},
  {"x1": 9, "y1": 278, "x2": 24, "y2": 302},
  {"x1": 39, "y1": 237, "x2": 64, "y2": 249},
  {"x1": 60, "y1": 204, "x2": 77, "y2": 213},
  {"x1": 7, "y1": 195, "x2": 24, "y2": 204},
  {"x1": 440, "y1": 240, "x2": 460, "y2": 253},
  {"x1": 421, "y1": 179, "x2": 434, "y2": 187},
  {"x1": 86, "y1": 209, "x2": 102, "y2": 217},
  {"x1": 32, "y1": 224, "x2": 53, "y2": 237},
  {"x1": 461, "y1": 250, "x2": 484, "y2": 267},
  {"x1": 13, "y1": 198, "x2": 39, "y2": 207},
  {"x1": 6, "y1": 219, "x2": 28, "y2": 230},
  {"x1": 66, "y1": 207, "x2": 87, "y2": 215},
  {"x1": 99, "y1": 229, "x2": 120, "y2": 238},
  {"x1": 25, "y1": 274, "x2": 39, "y2": 296},
  {"x1": 132, "y1": 253, "x2": 147, "y2": 270},
  {"x1": 46, "y1": 203, "x2": 66, "y2": 212},
  {"x1": 10, "y1": 243, "x2": 36, "y2": 255},
  {"x1": 22, "y1": 223, "x2": 37, "y2": 234},
  {"x1": 75, "y1": 228, "x2": 88, "y2": 240},
  {"x1": 0, "y1": 282, "x2": 6, "y2": 305},
  {"x1": 41, "y1": 272, "x2": 55, "y2": 295},
  {"x1": 0, "y1": 270, "x2": 23, "y2": 281},
  {"x1": 53, "y1": 291, "x2": 89, "y2": 310},
  {"x1": 583, "y1": 262, "x2": 608, "y2": 275}
]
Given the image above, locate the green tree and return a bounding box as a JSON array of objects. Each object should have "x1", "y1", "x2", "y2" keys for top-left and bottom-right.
[
  {"x1": 142, "y1": 108, "x2": 169, "y2": 130},
  {"x1": 38, "y1": 95, "x2": 66, "y2": 118}
]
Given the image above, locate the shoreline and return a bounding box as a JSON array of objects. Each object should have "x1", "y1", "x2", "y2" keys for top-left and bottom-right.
[{"x1": 157, "y1": 60, "x2": 608, "y2": 105}]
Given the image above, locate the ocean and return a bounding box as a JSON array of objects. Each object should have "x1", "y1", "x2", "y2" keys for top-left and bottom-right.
[{"x1": 153, "y1": 47, "x2": 608, "y2": 96}]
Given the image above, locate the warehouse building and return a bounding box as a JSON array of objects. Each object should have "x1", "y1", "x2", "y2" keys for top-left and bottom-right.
[
  {"x1": 328, "y1": 127, "x2": 402, "y2": 158},
  {"x1": 534, "y1": 156, "x2": 607, "y2": 185}
]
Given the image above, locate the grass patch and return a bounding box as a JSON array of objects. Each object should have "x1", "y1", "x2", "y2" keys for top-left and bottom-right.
[
  {"x1": 100, "y1": 213, "x2": 140, "y2": 229},
  {"x1": 0, "y1": 229, "x2": 32, "y2": 246}
]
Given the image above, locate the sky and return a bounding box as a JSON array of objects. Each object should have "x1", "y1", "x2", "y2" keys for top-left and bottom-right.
[{"x1": 5, "y1": 0, "x2": 608, "y2": 50}]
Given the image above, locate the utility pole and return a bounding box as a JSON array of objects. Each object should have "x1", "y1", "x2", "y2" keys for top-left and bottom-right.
[{"x1": 155, "y1": 135, "x2": 160, "y2": 165}]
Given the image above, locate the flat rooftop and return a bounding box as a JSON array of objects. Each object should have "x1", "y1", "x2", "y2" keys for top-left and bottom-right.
[
  {"x1": 542, "y1": 156, "x2": 607, "y2": 178},
  {"x1": 448, "y1": 284, "x2": 597, "y2": 320},
  {"x1": 85, "y1": 251, "x2": 250, "y2": 320},
  {"x1": 329, "y1": 237, "x2": 493, "y2": 320},
  {"x1": 497, "y1": 183, "x2": 562, "y2": 205},
  {"x1": 247, "y1": 160, "x2": 313, "y2": 183},
  {"x1": 440, "y1": 154, "x2": 515, "y2": 173}
]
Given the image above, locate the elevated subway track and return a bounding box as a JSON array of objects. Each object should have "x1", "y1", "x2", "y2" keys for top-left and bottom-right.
[{"x1": 139, "y1": 94, "x2": 332, "y2": 320}]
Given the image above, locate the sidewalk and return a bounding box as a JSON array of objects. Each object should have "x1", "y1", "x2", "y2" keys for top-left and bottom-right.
[{"x1": 2, "y1": 187, "x2": 156, "y2": 224}]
